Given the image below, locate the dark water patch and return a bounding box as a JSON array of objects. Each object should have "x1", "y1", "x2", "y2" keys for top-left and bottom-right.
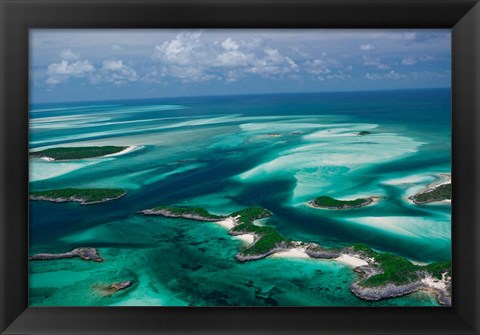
[{"x1": 180, "y1": 264, "x2": 203, "y2": 272}]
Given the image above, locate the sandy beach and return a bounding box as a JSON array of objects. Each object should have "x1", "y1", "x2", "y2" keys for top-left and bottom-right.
[
  {"x1": 269, "y1": 247, "x2": 310, "y2": 258},
  {"x1": 334, "y1": 254, "x2": 369, "y2": 267},
  {"x1": 214, "y1": 216, "x2": 238, "y2": 230},
  {"x1": 213, "y1": 216, "x2": 256, "y2": 244},
  {"x1": 234, "y1": 234, "x2": 255, "y2": 244}
]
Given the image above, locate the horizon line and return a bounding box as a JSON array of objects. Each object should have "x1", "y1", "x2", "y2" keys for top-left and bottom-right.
[{"x1": 30, "y1": 86, "x2": 451, "y2": 106}]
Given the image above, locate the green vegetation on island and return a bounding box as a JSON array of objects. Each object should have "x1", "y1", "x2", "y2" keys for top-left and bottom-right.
[
  {"x1": 145, "y1": 206, "x2": 225, "y2": 221},
  {"x1": 229, "y1": 207, "x2": 291, "y2": 258},
  {"x1": 309, "y1": 196, "x2": 375, "y2": 209},
  {"x1": 351, "y1": 244, "x2": 451, "y2": 287},
  {"x1": 409, "y1": 183, "x2": 451, "y2": 204},
  {"x1": 358, "y1": 131, "x2": 372, "y2": 136},
  {"x1": 30, "y1": 146, "x2": 128, "y2": 160},
  {"x1": 29, "y1": 188, "x2": 126, "y2": 205}
]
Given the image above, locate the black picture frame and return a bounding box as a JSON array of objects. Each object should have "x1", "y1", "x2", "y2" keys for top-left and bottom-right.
[{"x1": 1, "y1": 0, "x2": 479, "y2": 334}]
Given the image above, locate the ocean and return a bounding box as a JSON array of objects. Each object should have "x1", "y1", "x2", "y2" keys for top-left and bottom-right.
[{"x1": 29, "y1": 88, "x2": 451, "y2": 306}]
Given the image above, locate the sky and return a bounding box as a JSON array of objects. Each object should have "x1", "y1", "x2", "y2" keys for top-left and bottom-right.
[{"x1": 30, "y1": 29, "x2": 451, "y2": 103}]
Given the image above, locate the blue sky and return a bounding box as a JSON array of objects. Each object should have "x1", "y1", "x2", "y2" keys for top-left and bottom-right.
[{"x1": 30, "y1": 29, "x2": 451, "y2": 103}]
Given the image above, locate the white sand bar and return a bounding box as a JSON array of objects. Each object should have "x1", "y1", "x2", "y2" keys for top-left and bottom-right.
[{"x1": 102, "y1": 145, "x2": 140, "y2": 158}]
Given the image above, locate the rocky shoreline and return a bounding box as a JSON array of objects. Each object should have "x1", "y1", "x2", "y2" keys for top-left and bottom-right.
[
  {"x1": 350, "y1": 266, "x2": 451, "y2": 305},
  {"x1": 304, "y1": 244, "x2": 341, "y2": 259},
  {"x1": 30, "y1": 247, "x2": 103, "y2": 262},
  {"x1": 140, "y1": 208, "x2": 225, "y2": 222}
]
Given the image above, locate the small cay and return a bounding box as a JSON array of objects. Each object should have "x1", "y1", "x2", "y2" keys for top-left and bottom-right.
[
  {"x1": 29, "y1": 188, "x2": 126, "y2": 205},
  {"x1": 103, "y1": 281, "x2": 133, "y2": 296},
  {"x1": 308, "y1": 195, "x2": 378, "y2": 209},
  {"x1": 30, "y1": 247, "x2": 103, "y2": 262},
  {"x1": 409, "y1": 183, "x2": 451, "y2": 204},
  {"x1": 140, "y1": 206, "x2": 226, "y2": 221},
  {"x1": 29, "y1": 146, "x2": 130, "y2": 161}
]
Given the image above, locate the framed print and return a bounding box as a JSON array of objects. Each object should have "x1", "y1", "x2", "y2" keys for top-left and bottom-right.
[{"x1": 1, "y1": 0, "x2": 479, "y2": 334}]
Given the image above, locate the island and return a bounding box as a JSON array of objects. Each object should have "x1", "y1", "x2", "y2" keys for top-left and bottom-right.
[
  {"x1": 308, "y1": 195, "x2": 378, "y2": 209},
  {"x1": 358, "y1": 131, "x2": 372, "y2": 136},
  {"x1": 140, "y1": 206, "x2": 292, "y2": 261},
  {"x1": 139, "y1": 204, "x2": 452, "y2": 305},
  {"x1": 409, "y1": 183, "x2": 451, "y2": 204},
  {"x1": 29, "y1": 146, "x2": 133, "y2": 161},
  {"x1": 29, "y1": 188, "x2": 126, "y2": 205},
  {"x1": 103, "y1": 281, "x2": 133, "y2": 296},
  {"x1": 140, "y1": 206, "x2": 226, "y2": 221},
  {"x1": 345, "y1": 244, "x2": 451, "y2": 305},
  {"x1": 29, "y1": 247, "x2": 103, "y2": 262}
]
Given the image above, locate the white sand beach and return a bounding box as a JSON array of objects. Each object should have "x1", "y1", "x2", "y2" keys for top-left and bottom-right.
[
  {"x1": 214, "y1": 216, "x2": 238, "y2": 230},
  {"x1": 334, "y1": 254, "x2": 369, "y2": 267},
  {"x1": 269, "y1": 247, "x2": 310, "y2": 258},
  {"x1": 213, "y1": 216, "x2": 255, "y2": 244},
  {"x1": 234, "y1": 234, "x2": 255, "y2": 244}
]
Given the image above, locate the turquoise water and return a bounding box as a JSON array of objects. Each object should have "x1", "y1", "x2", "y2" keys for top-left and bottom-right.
[{"x1": 29, "y1": 89, "x2": 451, "y2": 306}]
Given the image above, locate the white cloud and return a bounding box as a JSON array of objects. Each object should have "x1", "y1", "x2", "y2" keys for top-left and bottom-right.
[
  {"x1": 246, "y1": 48, "x2": 298, "y2": 77},
  {"x1": 365, "y1": 70, "x2": 407, "y2": 80},
  {"x1": 402, "y1": 55, "x2": 435, "y2": 65},
  {"x1": 101, "y1": 59, "x2": 138, "y2": 85},
  {"x1": 360, "y1": 44, "x2": 375, "y2": 51},
  {"x1": 102, "y1": 59, "x2": 125, "y2": 71},
  {"x1": 401, "y1": 57, "x2": 417, "y2": 65},
  {"x1": 217, "y1": 50, "x2": 250, "y2": 67},
  {"x1": 362, "y1": 56, "x2": 390, "y2": 70},
  {"x1": 151, "y1": 32, "x2": 298, "y2": 82},
  {"x1": 410, "y1": 71, "x2": 449, "y2": 79},
  {"x1": 47, "y1": 59, "x2": 94, "y2": 75},
  {"x1": 46, "y1": 58, "x2": 95, "y2": 85},
  {"x1": 377, "y1": 64, "x2": 391, "y2": 70},
  {"x1": 304, "y1": 59, "x2": 332, "y2": 75},
  {"x1": 221, "y1": 37, "x2": 239, "y2": 51},
  {"x1": 152, "y1": 32, "x2": 206, "y2": 66},
  {"x1": 161, "y1": 65, "x2": 216, "y2": 83},
  {"x1": 45, "y1": 51, "x2": 140, "y2": 86},
  {"x1": 46, "y1": 49, "x2": 95, "y2": 85},
  {"x1": 59, "y1": 49, "x2": 80, "y2": 61}
]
